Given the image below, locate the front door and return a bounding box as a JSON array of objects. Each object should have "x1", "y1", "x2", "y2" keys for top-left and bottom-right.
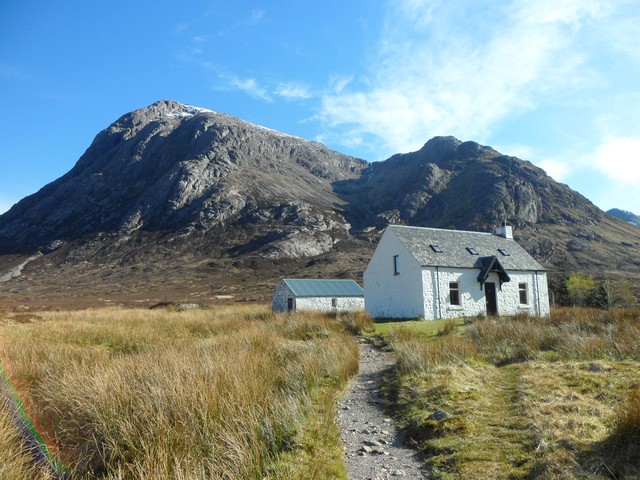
[
  {"x1": 287, "y1": 298, "x2": 294, "y2": 312},
  {"x1": 485, "y1": 282, "x2": 498, "y2": 316}
]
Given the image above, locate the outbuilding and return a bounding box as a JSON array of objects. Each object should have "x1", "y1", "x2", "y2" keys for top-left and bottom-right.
[
  {"x1": 364, "y1": 225, "x2": 550, "y2": 319},
  {"x1": 272, "y1": 278, "x2": 364, "y2": 312}
]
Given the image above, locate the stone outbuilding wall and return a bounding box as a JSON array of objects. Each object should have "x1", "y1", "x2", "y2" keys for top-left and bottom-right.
[{"x1": 272, "y1": 280, "x2": 364, "y2": 312}]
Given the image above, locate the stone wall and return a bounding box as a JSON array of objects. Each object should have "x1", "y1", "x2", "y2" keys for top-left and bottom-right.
[
  {"x1": 422, "y1": 267, "x2": 550, "y2": 319},
  {"x1": 295, "y1": 296, "x2": 364, "y2": 311},
  {"x1": 271, "y1": 281, "x2": 291, "y2": 312}
]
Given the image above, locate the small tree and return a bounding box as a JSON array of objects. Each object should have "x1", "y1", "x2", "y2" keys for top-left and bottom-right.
[
  {"x1": 566, "y1": 273, "x2": 596, "y2": 307},
  {"x1": 593, "y1": 278, "x2": 637, "y2": 310},
  {"x1": 616, "y1": 278, "x2": 637, "y2": 308},
  {"x1": 548, "y1": 256, "x2": 571, "y2": 307},
  {"x1": 595, "y1": 278, "x2": 618, "y2": 310}
]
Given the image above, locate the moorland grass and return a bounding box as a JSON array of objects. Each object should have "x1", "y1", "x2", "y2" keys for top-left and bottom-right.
[
  {"x1": 0, "y1": 406, "x2": 52, "y2": 480},
  {"x1": 0, "y1": 305, "x2": 368, "y2": 479},
  {"x1": 382, "y1": 308, "x2": 640, "y2": 479}
]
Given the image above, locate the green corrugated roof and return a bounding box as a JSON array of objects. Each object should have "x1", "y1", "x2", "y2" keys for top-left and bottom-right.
[{"x1": 283, "y1": 279, "x2": 364, "y2": 297}]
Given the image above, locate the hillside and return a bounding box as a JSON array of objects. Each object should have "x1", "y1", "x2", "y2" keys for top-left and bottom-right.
[{"x1": 1, "y1": 100, "x2": 638, "y2": 308}]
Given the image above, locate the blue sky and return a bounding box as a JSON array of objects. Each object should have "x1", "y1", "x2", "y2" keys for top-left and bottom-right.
[{"x1": 1, "y1": 0, "x2": 639, "y2": 216}]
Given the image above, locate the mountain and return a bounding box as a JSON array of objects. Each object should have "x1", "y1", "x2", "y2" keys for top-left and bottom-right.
[
  {"x1": 1, "y1": 100, "x2": 639, "y2": 308},
  {"x1": 607, "y1": 208, "x2": 640, "y2": 226}
]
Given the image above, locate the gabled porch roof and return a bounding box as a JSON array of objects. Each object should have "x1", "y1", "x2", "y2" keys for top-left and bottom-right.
[{"x1": 476, "y1": 255, "x2": 510, "y2": 289}]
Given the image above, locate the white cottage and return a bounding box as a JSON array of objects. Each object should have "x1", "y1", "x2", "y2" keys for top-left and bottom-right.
[
  {"x1": 272, "y1": 279, "x2": 365, "y2": 312},
  {"x1": 364, "y1": 225, "x2": 550, "y2": 319}
]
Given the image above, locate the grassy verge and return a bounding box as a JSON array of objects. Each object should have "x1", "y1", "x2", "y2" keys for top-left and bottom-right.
[
  {"x1": 0, "y1": 306, "x2": 369, "y2": 479},
  {"x1": 376, "y1": 309, "x2": 640, "y2": 479}
]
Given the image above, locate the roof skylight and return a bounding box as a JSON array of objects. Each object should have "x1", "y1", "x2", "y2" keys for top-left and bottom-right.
[
  {"x1": 430, "y1": 244, "x2": 443, "y2": 253},
  {"x1": 467, "y1": 247, "x2": 479, "y2": 255},
  {"x1": 498, "y1": 248, "x2": 511, "y2": 256}
]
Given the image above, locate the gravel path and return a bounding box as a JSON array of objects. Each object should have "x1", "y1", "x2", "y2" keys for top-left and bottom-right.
[{"x1": 337, "y1": 340, "x2": 429, "y2": 479}]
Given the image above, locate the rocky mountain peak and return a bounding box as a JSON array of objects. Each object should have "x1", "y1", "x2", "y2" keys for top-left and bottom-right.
[
  {"x1": 1, "y1": 101, "x2": 639, "y2": 309},
  {"x1": 0, "y1": 101, "x2": 367, "y2": 254}
]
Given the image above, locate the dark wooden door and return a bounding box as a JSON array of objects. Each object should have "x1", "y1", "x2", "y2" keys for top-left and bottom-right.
[
  {"x1": 485, "y1": 282, "x2": 498, "y2": 316},
  {"x1": 287, "y1": 298, "x2": 294, "y2": 312}
]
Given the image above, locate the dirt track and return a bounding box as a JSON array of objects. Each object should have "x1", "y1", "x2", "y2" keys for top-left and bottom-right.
[{"x1": 337, "y1": 340, "x2": 429, "y2": 479}]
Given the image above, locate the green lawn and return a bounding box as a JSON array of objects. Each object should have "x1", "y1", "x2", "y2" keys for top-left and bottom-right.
[{"x1": 371, "y1": 317, "x2": 466, "y2": 338}]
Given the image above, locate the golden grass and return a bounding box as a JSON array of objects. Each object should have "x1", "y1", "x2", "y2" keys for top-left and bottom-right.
[
  {"x1": 0, "y1": 305, "x2": 363, "y2": 479},
  {"x1": 0, "y1": 406, "x2": 53, "y2": 480},
  {"x1": 382, "y1": 308, "x2": 640, "y2": 479}
]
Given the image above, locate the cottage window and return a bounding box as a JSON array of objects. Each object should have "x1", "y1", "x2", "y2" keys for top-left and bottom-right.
[
  {"x1": 449, "y1": 282, "x2": 460, "y2": 306},
  {"x1": 393, "y1": 255, "x2": 400, "y2": 275},
  {"x1": 430, "y1": 244, "x2": 443, "y2": 253},
  {"x1": 331, "y1": 298, "x2": 337, "y2": 309},
  {"x1": 519, "y1": 283, "x2": 528, "y2": 304}
]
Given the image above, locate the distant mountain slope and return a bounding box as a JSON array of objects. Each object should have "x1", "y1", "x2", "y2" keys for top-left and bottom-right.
[
  {"x1": 0, "y1": 100, "x2": 638, "y2": 307},
  {"x1": 0, "y1": 100, "x2": 367, "y2": 258},
  {"x1": 336, "y1": 136, "x2": 640, "y2": 273},
  {"x1": 607, "y1": 208, "x2": 640, "y2": 226}
]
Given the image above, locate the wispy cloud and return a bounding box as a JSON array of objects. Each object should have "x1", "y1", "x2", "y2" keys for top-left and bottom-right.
[
  {"x1": 239, "y1": 9, "x2": 265, "y2": 26},
  {"x1": 275, "y1": 82, "x2": 312, "y2": 100},
  {"x1": 226, "y1": 76, "x2": 273, "y2": 102},
  {"x1": 328, "y1": 74, "x2": 353, "y2": 94},
  {"x1": 316, "y1": 0, "x2": 608, "y2": 158}
]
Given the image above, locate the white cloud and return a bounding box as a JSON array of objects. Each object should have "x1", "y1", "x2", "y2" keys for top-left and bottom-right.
[
  {"x1": 328, "y1": 75, "x2": 353, "y2": 94},
  {"x1": 317, "y1": 0, "x2": 609, "y2": 157},
  {"x1": 227, "y1": 76, "x2": 273, "y2": 102},
  {"x1": 275, "y1": 82, "x2": 312, "y2": 100},
  {"x1": 592, "y1": 137, "x2": 640, "y2": 185},
  {"x1": 537, "y1": 159, "x2": 572, "y2": 181}
]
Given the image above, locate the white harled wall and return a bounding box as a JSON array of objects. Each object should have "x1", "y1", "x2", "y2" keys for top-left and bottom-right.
[
  {"x1": 295, "y1": 296, "x2": 364, "y2": 311},
  {"x1": 364, "y1": 230, "x2": 425, "y2": 318},
  {"x1": 363, "y1": 229, "x2": 551, "y2": 319},
  {"x1": 271, "y1": 282, "x2": 364, "y2": 312},
  {"x1": 422, "y1": 268, "x2": 550, "y2": 319}
]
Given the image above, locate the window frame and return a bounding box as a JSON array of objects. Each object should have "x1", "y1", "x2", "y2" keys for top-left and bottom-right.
[
  {"x1": 449, "y1": 281, "x2": 461, "y2": 306},
  {"x1": 393, "y1": 255, "x2": 400, "y2": 275},
  {"x1": 467, "y1": 247, "x2": 479, "y2": 255},
  {"x1": 518, "y1": 282, "x2": 528, "y2": 305},
  {"x1": 331, "y1": 298, "x2": 338, "y2": 309}
]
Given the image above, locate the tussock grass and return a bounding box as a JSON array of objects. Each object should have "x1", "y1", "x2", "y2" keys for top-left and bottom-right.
[
  {"x1": 383, "y1": 308, "x2": 640, "y2": 479},
  {"x1": 0, "y1": 305, "x2": 359, "y2": 479},
  {"x1": 0, "y1": 406, "x2": 53, "y2": 480}
]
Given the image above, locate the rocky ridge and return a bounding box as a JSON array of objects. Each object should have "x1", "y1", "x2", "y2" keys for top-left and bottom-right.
[{"x1": 607, "y1": 208, "x2": 640, "y2": 227}]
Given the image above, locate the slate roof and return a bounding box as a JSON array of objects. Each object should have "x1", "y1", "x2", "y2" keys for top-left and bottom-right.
[
  {"x1": 282, "y1": 279, "x2": 364, "y2": 297},
  {"x1": 388, "y1": 225, "x2": 545, "y2": 271}
]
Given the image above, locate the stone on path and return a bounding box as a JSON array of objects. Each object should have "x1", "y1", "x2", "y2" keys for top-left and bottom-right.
[{"x1": 336, "y1": 341, "x2": 429, "y2": 479}]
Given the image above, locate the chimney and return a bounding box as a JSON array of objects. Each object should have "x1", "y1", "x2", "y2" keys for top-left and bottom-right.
[{"x1": 494, "y1": 225, "x2": 513, "y2": 239}]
